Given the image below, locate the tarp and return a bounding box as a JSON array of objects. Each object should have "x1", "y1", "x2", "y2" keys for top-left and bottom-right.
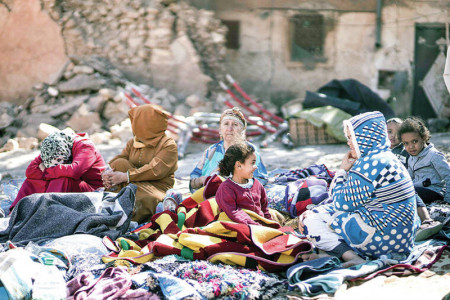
[{"x1": 303, "y1": 79, "x2": 395, "y2": 119}]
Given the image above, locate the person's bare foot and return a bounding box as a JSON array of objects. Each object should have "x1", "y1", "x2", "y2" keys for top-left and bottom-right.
[
  {"x1": 341, "y1": 256, "x2": 366, "y2": 268},
  {"x1": 341, "y1": 250, "x2": 366, "y2": 267},
  {"x1": 301, "y1": 252, "x2": 330, "y2": 261}
]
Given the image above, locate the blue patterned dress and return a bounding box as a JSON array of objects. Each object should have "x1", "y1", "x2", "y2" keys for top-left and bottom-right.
[{"x1": 305, "y1": 111, "x2": 420, "y2": 259}]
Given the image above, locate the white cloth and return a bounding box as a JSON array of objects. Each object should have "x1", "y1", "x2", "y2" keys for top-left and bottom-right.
[{"x1": 443, "y1": 46, "x2": 450, "y2": 94}]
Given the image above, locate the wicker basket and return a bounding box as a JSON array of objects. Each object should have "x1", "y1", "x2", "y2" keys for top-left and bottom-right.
[{"x1": 289, "y1": 118, "x2": 341, "y2": 145}]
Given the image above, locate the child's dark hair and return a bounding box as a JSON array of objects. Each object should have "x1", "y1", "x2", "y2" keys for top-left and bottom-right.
[
  {"x1": 218, "y1": 143, "x2": 255, "y2": 176},
  {"x1": 397, "y1": 116, "x2": 431, "y2": 142}
]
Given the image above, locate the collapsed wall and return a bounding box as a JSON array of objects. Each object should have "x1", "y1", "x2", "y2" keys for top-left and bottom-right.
[
  {"x1": 0, "y1": 56, "x2": 211, "y2": 150},
  {"x1": 0, "y1": 0, "x2": 227, "y2": 102},
  {"x1": 41, "y1": 0, "x2": 227, "y2": 98},
  {"x1": 0, "y1": 0, "x2": 231, "y2": 149}
]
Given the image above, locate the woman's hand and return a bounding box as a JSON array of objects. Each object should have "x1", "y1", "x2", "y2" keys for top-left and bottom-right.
[
  {"x1": 102, "y1": 171, "x2": 127, "y2": 189},
  {"x1": 340, "y1": 151, "x2": 356, "y2": 171},
  {"x1": 101, "y1": 168, "x2": 113, "y2": 189},
  {"x1": 39, "y1": 163, "x2": 45, "y2": 172},
  {"x1": 190, "y1": 176, "x2": 208, "y2": 189},
  {"x1": 298, "y1": 210, "x2": 315, "y2": 234},
  {"x1": 110, "y1": 171, "x2": 128, "y2": 186}
]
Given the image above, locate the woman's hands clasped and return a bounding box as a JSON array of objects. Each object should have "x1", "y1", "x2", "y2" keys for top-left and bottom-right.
[{"x1": 102, "y1": 169, "x2": 127, "y2": 190}]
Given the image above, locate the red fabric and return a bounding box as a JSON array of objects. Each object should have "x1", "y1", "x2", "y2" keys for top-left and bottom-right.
[
  {"x1": 295, "y1": 199, "x2": 313, "y2": 216},
  {"x1": 66, "y1": 267, "x2": 154, "y2": 299},
  {"x1": 215, "y1": 178, "x2": 271, "y2": 225},
  {"x1": 203, "y1": 174, "x2": 224, "y2": 199},
  {"x1": 10, "y1": 134, "x2": 106, "y2": 210}
]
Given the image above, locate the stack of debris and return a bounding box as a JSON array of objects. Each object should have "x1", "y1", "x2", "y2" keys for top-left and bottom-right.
[
  {"x1": 0, "y1": 56, "x2": 209, "y2": 152},
  {"x1": 41, "y1": 0, "x2": 227, "y2": 98},
  {"x1": 0, "y1": 1, "x2": 283, "y2": 152}
]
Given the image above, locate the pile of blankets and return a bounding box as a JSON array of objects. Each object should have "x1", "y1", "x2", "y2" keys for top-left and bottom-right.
[{"x1": 0, "y1": 180, "x2": 448, "y2": 299}]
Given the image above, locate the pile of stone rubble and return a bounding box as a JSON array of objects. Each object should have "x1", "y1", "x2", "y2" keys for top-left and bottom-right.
[
  {"x1": 0, "y1": 56, "x2": 214, "y2": 152},
  {"x1": 42, "y1": 0, "x2": 227, "y2": 98},
  {"x1": 0, "y1": 0, "x2": 280, "y2": 153}
]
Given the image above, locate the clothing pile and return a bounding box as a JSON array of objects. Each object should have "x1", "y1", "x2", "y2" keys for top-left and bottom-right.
[{"x1": 0, "y1": 181, "x2": 448, "y2": 299}]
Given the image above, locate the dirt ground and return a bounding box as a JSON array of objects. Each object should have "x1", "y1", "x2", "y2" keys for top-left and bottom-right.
[{"x1": 0, "y1": 132, "x2": 449, "y2": 299}]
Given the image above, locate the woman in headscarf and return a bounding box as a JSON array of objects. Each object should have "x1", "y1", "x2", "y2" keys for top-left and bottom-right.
[
  {"x1": 102, "y1": 104, "x2": 178, "y2": 223},
  {"x1": 298, "y1": 111, "x2": 420, "y2": 267},
  {"x1": 10, "y1": 131, "x2": 106, "y2": 212},
  {"x1": 189, "y1": 107, "x2": 267, "y2": 192}
]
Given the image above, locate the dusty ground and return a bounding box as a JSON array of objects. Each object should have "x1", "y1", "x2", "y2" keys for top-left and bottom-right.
[{"x1": 0, "y1": 132, "x2": 449, "y2": 299}]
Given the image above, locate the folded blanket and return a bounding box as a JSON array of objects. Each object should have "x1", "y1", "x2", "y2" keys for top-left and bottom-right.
[
  {"x1": 0, "y1": 184, "x2": 136, "y2": 246},
  {"x1": 287, "y1": 256, "x2": 341, "y2": 283},
  {"x1": 354, "y1": 241, "x2": 448, "y2": 280},
  {"x1": 288, "y1": 258, "x2": 388, "y2": 296},
  {"x1": 274, "y1": 164, "x2": 335, "y2": 184}
]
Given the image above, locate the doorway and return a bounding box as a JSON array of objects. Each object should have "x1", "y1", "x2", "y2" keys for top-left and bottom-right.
[{"x1": 412, "y1": 23, "x2": 446, "y2": 119}]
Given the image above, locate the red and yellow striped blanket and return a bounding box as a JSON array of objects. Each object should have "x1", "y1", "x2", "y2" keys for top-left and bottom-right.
[{"x1": 103, "y1": 194, "x2": 313, "y2": 272}]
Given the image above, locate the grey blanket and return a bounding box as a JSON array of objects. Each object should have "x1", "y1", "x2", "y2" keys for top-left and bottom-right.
[{"x1": 0, "y1": 184, "x2": 136, "y2": 246}]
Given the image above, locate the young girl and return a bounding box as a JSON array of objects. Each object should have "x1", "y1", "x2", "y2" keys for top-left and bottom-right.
[
  {"x1": 398, "y1": 117, "x2": 450, "y2": 204},
  {"x1": 387, "y1": 118, "x2": 409, "y2": 165},
  {"x1": 215, "y1": 143, "x2": 272, "y2": 225},
  {"x1": 388, "y1": 118, "x2": 443, "y2": 241}
]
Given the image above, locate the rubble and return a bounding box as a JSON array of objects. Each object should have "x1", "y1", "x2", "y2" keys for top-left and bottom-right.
[
  {"x1": 40, "y1": 0, "x2": 228, "y2": 99},
  {"x1": 0, "y1": 56, "x2": 184, "y2": 151},
  {"x1": 0, "y1": 1, "x2": 280, "y2": 153}
]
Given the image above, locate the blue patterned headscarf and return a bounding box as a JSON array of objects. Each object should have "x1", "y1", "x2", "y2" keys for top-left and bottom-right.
[
  {"x1": 343, "y1": 111, "x2": 389, "y2": 158},
  {"x1": 40, "y1": 131, "x2": 76, "y2": 168}
]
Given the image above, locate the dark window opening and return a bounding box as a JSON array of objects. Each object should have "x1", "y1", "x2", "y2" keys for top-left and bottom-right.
[
  {"x1": 290, "y1": 14, "x2": 325, "y2": 62},
  {"x1": 222, "y1": 20, "x2": 240, "y2": 50},
  {"x1": 378, "y1": 70, "x2": 396, "y2": 89}
]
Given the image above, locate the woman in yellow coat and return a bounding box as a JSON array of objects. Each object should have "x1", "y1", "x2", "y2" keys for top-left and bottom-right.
[{"x1": 102, "y1": 104, "x2": 178, "y2": 223}]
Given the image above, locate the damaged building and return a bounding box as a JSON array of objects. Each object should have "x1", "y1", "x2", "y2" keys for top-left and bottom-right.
[
  {"x1": 188, "y1": 0, "x2": 450, "y2": 120},
  {"x1": 0, "y1": 0, "x2": 449, "y2": 150}
]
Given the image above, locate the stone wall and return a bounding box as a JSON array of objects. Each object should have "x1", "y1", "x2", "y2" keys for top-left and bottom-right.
[
  {"x1": 0, "y1": 0, "x2": 67, "y2": 103},
  {"x1": 0, "y1": 0, "x2": 228, "y2": 103},
  {"x1": 43, "y1": 0, "x2": 227, "y2": 98}
]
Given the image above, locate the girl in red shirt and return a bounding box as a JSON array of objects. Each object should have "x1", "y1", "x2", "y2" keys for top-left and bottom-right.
[{"x1": 215, "y1": 143, "x2": 272, "y2": 225}]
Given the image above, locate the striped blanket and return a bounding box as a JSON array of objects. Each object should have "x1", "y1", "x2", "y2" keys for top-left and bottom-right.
[{"x1": 103, "y1": 195, "x2": 313, "y2": 272}]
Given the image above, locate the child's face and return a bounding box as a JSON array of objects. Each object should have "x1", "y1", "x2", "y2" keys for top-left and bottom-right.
[
  {"x1": 387, "y1": 122, "x2": 401, "y2": 148},
  {"x1": 401, "y1": 132, "x2": 425, "y2": 156},
  {"x1": 237, "y1": 153, "x2": 257, "y2": 180}
]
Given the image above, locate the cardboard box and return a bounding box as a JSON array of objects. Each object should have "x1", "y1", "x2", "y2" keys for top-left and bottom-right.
[{"x1": 289, "y1": 118, "x2": 341, "y2": 145}]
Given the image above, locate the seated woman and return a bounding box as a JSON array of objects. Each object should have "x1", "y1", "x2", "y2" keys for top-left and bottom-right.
[
  {"x1": 102, "y1": 104, "x2": 178, "y2": 223},
  {"x1": 190, "y1": 107, "x2": 267, "y2": 193},
  {"x1": 10, "y1": 131, "x2": 106, "y2": 212},
  {"x1": 298, "y1": 111, "x2": 419, "y2": 267}
]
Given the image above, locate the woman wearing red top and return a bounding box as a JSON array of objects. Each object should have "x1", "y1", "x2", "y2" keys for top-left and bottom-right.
[{"x1": 9, "y1": 131, "x2": 106, "y2": 212}]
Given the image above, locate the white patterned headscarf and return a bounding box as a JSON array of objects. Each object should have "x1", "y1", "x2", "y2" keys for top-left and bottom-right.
[{"x1": 40, "y1": 131, "x2": 76, "y2": 168}]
